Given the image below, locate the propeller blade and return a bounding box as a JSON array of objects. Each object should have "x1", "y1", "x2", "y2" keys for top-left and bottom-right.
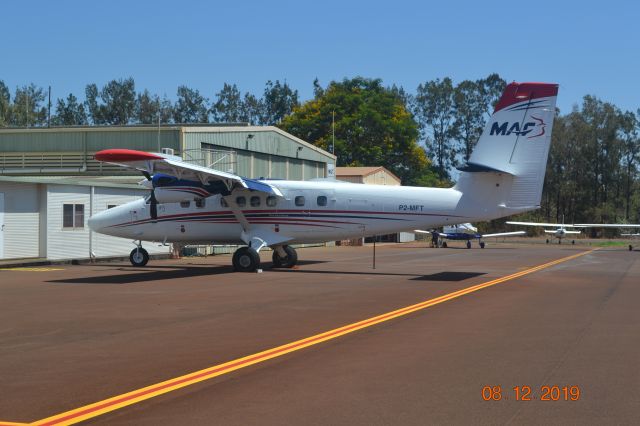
[{"x1": 149, "y1": 190, "x2": 158, "y2": 220}]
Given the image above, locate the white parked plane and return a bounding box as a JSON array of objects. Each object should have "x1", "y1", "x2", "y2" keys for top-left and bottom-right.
[
  {"x1": 415, "y1": 224, "x2": 525, "y2": 249},
  {"x1": 573, "y1": 223, "x2": 640, "y2": 251},
  {"x1": 505, "y1": 220, "x2": 582, "y2": 244},
  {"x1": 88, "y1": 82, "x2": 559, "y2": 271}
]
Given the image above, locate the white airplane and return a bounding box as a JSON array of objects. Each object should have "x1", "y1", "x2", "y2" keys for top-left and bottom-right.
[
  {"x1": 505, "y1": 220, "x2": 582, "y2": 244},
  {"x1": 88, "y1": 81, "x2": 559, "y2": 272},
  {"x1": 415, "y1": 223, "x2": 525, "y2": 249},
  {"x1": 573, "y1": 223, "x2": 640, "y2": 251}
]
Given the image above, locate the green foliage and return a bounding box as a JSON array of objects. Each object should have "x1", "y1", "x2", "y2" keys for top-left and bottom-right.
[
  {"x1": 11, "y1": 84, "x2": 47, "y2": 127},
  {"x1": 262, "y1": 80, "x2": 299, "y2": 125},
  {"x1": 52, "y1": 93, "x2": 87, "y2": 125},
  {"x1": 85, "y1": 78, "x2": 136, "y2": 125},
  {"x1": 279, "y1": 77, "x2": 436, "y2": 186},
  {"x1": 173, "y1": 86, "x2": 209, "y2": 124}
]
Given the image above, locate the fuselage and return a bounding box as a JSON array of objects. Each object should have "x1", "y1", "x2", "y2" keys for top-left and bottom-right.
[{"x1": 89, "y1": 180, "x2": 473, "y2": 245}]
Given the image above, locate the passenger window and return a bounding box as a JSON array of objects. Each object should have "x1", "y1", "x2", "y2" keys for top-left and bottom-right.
[
  {"x1": 236, "y1": 196, "x2": 246, "y2": 207},
  {"x1": 266, "y1": 196, "x2": 277, "y2": 207},
  {"x1": 195, "y1": 198, "x2": 205, "y2": 208},
  {"x1": 317, "y1": 196, "x2": 327, "y2": 206},
  {"x1": 250, "y1": 196, "x2": 261, "y2": 207},
  {"x1": 180, "y1": 201, "x2": 190, "y2": 208},
  {"x1": 295, "y1": 196, "x2": 305, "y2": 206},
  {"x1": 220, "y1": 197, "x2": 228, "y2": 207}
]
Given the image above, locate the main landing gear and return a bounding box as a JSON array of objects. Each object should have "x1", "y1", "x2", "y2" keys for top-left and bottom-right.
[
  {"x1": 129, "y1": 242, "x2": 149, "y2": 267},
  {"x1": 232, "y1": 245, "x2": 299, "y2": 272}
]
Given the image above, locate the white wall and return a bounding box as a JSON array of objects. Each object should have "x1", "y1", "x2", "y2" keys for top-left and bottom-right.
[
  {"x1": 0, "y1": 182, "x2": 40, "y2": 259},
  {"x1": 46, "y1": 184, "x2": 91, "y2": 260}
]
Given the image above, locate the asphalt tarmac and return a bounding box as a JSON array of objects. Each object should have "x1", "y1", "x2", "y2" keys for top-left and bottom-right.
[{"x1": 0, "y1": 242, "x2": 638, "y2": 425}]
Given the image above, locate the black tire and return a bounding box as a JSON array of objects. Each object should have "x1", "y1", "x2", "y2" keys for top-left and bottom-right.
[
  {"x1": 466, "y1": 241, "x2": 471, "y2": 249},
  {"x1": 546, "y1": 239, "x2": 550, "y2": 244},
  {"x1": 442, "y1": 242, "x2": 448, "y2": 248},
  {"x1": 572, "y1": 240, "x2": 575, "y2": 245},
  {"x1": 233, "y1": 247, "x2": 260, "y2": 272},
  {"x1": 272, "y1": 245, "x2": 298, "y2": 268},
  {"x1": 129, "y1": 248, "x2": 149, "y2": 267},
  {"x1": 629, "y1": 245, "x2": 633, "y2": 251},
  {"x1": 480, "y1": 242, "x2": 485, "y2": 249}
]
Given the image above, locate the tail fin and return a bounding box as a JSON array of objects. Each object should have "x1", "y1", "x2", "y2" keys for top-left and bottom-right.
[{"x1": 456, "y1": 82, "x2": 558, "y2": 212}]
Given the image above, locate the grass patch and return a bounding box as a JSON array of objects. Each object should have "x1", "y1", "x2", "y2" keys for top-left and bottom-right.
[{"x1": 591, "y1": 241, "x2": 631, "y2": 247}]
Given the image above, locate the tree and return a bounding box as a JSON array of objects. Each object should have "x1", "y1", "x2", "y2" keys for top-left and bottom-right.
[
  {"x1": 280, "y1": 77, "x2": 437, "y2": 186},
  {"x1": 173, "y1": 86, "x2": 208, "y2": 123},
  {"x1": 262, "y1": 80, "x2": 299, "y2": 125},
  {"x1": 477, "y1": 73, "x2": 506, "y2": 117},
  {"x1": 620, "y1": 110, "x2": 639, "y2": 219},
  {"x1": 453, "y1": 80, "x2": 485, "y2": 162},
  {"x1": 12, "y1": 84, "x2": 47, "y2": 127},
  {"x1": 414, "y1": 77, "x2": 457, "y2": 179},
  {"x1": 240, "y1": 93, "x2": 263, "y2": 125},
  {"x1": 0, "y1": 80, "x2": 10, "y2": 127},
  {"x1": 52, "y1": 93, "x2": 88, "y2": 125},
  {"x1": 84, "y1": 78, "x2": 136, "y2": 125},
  {"x1": 211, "y1": 83, "x2": 243, "y2": 123}
]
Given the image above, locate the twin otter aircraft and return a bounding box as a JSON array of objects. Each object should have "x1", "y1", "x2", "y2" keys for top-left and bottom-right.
[{"x1": 89, "y1": 82, "x2": 559, "y2": 272}]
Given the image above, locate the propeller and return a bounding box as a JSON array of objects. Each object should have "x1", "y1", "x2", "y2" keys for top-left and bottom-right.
[{"x1": 140, "y1": 171, "x2": 158, "y2": 221}]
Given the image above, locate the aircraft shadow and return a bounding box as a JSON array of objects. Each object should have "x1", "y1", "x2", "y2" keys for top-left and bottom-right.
[
  {"x1": 48, "y1": 260, "x2": 330, "y2": 284},
  {"x1": 277, "y1": 269, "x2": 486, "y2": 282}
]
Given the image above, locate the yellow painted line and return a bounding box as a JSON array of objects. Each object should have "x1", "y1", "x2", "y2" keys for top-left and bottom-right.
[
  {"x1": 0, "y1": 268, "x2": 64, "y2": 272},
  {"x1": 0, "y1": 422, "x2": 29, "y2": 426},
  {"x1": 31, "y1": 249, "x2": 595, "y2": 426}
]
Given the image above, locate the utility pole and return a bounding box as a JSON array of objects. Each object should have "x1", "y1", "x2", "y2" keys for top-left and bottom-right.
[
  {"x1": 157, "y1": 99, "x2": 161, "y2": 152},
  {"x1": 331, "y1": 110, "x2": 335, "y2": 155},
  {"x1": 47, "y1": 86, "x2": 51, "y2": 128}
]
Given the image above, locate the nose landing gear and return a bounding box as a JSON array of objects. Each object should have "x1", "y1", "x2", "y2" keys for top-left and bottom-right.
[
  {"x1": 272, "y1": 245, "x2": 298, "y2": 268},
  {"x1": 129, "y1": 241, "x2": 149, "y2": 267}
]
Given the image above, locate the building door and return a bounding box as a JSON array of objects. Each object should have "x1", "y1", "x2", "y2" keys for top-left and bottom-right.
[{"x1": 0, "y1": 193, "x2": 4, "y2": 258}]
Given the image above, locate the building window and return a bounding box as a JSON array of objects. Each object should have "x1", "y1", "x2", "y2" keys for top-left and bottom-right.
[
  {"x1": 195, "y1": 198, "x2": 205, "y2": 208},
  {"x1": 250, "y1": 196, "x2": 261, "y2": 207},
  {"x1": 317, "y1": 196, "x2": 327, "y2": 207},
  {"x1": 63, "y1": 204, "x2": 84, "y2": 228},
  {"x1": 295, "y1": 196, "x2": 305, "y2": 206},
  {"x1": 180, "y1": 201, "x2": 190, "y2": 208},
  {"x1": 107, "y1": 204, "x2": 117, "y2": 209},
  {"x1": 236, "y1": 196, "x2": 246, "y2": 207},
  {"x1": 266, "y1": 196, "x2": 277, "y2": 207}
]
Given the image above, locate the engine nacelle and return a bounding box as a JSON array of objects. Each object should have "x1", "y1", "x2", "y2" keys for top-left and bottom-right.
[{"x1": 150, "y1": 173, "x2": 213, "y2": 203}]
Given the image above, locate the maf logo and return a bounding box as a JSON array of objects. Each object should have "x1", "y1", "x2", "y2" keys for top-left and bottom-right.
[{"x1": 490, "y1": 115, "x2": 546, "y2": 138}]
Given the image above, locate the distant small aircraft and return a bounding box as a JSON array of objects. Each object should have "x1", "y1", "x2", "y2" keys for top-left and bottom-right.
[
  {"x1": 416, "y1": 223, "x2": 525, "y2": 248},
  {"x1": 506, "y1": 220, "x2": 581, "y2": 244},
  {"x1": 573, "y1": 223, "x2": 640, "y2": 251}
]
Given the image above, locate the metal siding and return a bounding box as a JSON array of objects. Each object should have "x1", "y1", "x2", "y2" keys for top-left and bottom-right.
[
  {"x1": 0, "y1": 182, "x2": 39, "y2": 259},
  {"x1": 270, "y1": 156, "x2": 287, "y2": 179},
  {"x1": 183, "y1": 130, "x2": 332, "y2": 163},
  {"x1": 236, "y1": 151, "x2": 252, "y2": 177},
  {"x1": 252, "y1": 152, "x2": 270, "y2": 178},
  {"x1": 86, "y1": 130, "x2": 179, "y2": 152},
  {"x1": 288, "y1": 158, "x2": 303, "y2": 180},
  {"x1": 91, "y1": 187, "x2": 168, "y2": 258},
  {"x1": 303, "y1": 160, "x2": 318, "y2": 180}
]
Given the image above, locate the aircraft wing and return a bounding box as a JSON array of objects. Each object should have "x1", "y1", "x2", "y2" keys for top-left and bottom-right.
[
  {"x1": 506, "y1": 221, "x2": 579, "y2": 228},
  {"x1": 481, "y1": 231, "x2": 526, "y2": 238},
  {"x1": 563, "y1": 230, "x2": 582, "y2": 234},
  {"x1": 95, "y1": 149, "x2": 283, "y2": 196},
  {"x1": 573, "y1": 223, "x2": 640, "y2": 228},
  {"x1": 414, "y1": 230, "x2": 449, "y2": 237}
]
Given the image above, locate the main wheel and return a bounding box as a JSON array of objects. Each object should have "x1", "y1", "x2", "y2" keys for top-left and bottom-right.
[
  {"x1": 129, "y1": 247, "x2": 149, "y2": 267},
  {"x1": 233, "y1": 247, "x2": 260, "y2": 272},
  {"x1": 272, "y1": 245, "x2": 298, "y2": 268},
  {"x1": 546, "y1": 239, "x2": 550, "y2": 244},
  {"x1": 442, "y1": 242, "x2": 448, "y2": 248},
  {"x1": 480, "y1": 242, "x2": 486, "y2": 249},
  {"x1": 466, "y1": 241, "x2": 472, "y2": 249},
  {"x1": 629, "y1": 245, "x2": 633, "y2": 251}
]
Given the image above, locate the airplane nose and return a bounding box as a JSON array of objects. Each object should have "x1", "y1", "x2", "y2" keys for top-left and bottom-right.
[{"x1": 88, "y1": 211, "x2": 108, "y2": 232}]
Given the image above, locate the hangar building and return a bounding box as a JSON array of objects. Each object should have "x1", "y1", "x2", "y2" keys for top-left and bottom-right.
[{"x1": 0, "y1": 125, "x2": 336, "y2": 261}]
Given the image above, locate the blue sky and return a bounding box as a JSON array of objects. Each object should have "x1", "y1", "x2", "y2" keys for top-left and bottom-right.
[{"x1": 3, "y1": 0, "x2": 638, "y2": 114}]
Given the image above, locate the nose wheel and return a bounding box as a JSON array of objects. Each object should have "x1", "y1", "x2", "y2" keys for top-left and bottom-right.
[{"x1": 129, "y1": 247, "x2": 149, "y2": 267}]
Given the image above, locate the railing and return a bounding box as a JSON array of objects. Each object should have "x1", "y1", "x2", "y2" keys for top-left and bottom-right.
[
  {"x1": 182, "y1": 148, "x2": 237, "y2": 173},
  {"x1": 0, "y1": 152, "x2": 87, "y2": 173}
]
